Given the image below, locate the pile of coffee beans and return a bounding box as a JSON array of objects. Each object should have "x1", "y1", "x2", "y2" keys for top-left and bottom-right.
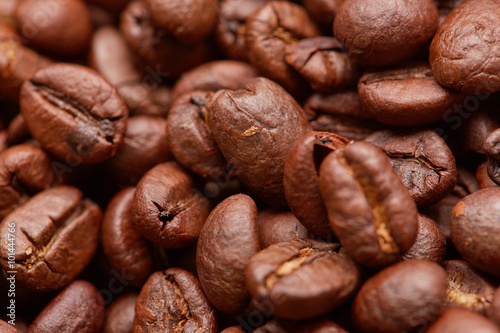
[{"x1": 0, "y1": 0, "x2": 499, "y2": 332}]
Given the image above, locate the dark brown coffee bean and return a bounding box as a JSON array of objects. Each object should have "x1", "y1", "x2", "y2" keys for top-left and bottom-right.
[
  {"x1": 246, "y1": 239, "x2": 360, "y2": 320},
  {"x1": 304, "y1": 90, "x2": 371, "y2": 120},
  {"x1": 450, "y1": 188, "x2": 500, "y2": 277},
  {"x1": 134, "y1": 268, "x2": 217, "y2": 333},
  {"x1": 310, "y1": 113, "x2": 386, "y2": 141},
  {"x1": 254, "y1": 318, "x2": 348, "y2": 333},
  {"x1": 365, "y1": 129, "x2": 457, "y2": 207},
  {"x1": 334, "y1": 0, "x2": 438, "y2": 66},
  {"x1": 144, "y1": 0, "x2": 218, "y2": 44},
  {"x1": 425, "y1": 307, "x2": 500, "y2": 333},
  {"x1": 120, "y1": 1, "x2": 214, "y2": 79},
  {"x1": 16, "y1": 0, "x2": 92, "y2": 57},
  {"x1": 29, "y1": 280, "x2": 105, "y2": 333},
  {"x1": 477, "y1": 161, "x2": 498, "y2": 189},
  {"x1": 103, "y1": 293, "x2": 137, "y2": 333},
  {"x1": 222, "y1": 327, "x2": 245, "y2": 333},
  {"x1": 167, "y1": 91, "x2": 229, "y2": 180},
  {"x1": 20, "y1": 63, "x2": 128, "y2": 164},
  {"x1": 352, "y1": 260, "x2": 447, "y2": 333},
  {"x1": 487, "y1": 287, "x2": 500, "y2": 328},
  {"x1": 6, "y1": 114, "x2": 30, "y2": 145},
  {"x1": 358, "y1": 63, "x2": 464, "y2": 126},
  {"x1": 435, "y1": 0, "x2": 466, "y2": 25},
  {"x1": 485, "y1": 129, "x2": 500, "y2": 186},
  {"x1": 245, "y1": 1, "x2": 320, "y2": 97},
  {"x1": 319, "y1": 142, "x2": 418, "y2": 267},
  {"x1": 430, "y1": 0, "x2": 500, "y2": 95},
  {"x1": 303, "y1": 0, "x2": 346, "y2": 29},
  {"x1": 207, "y1": 77, "x2": 311, "y2": 207},
  {"x1": 257, "y1": 209, "x2": 310, "y2": 248},
  {"x1": 284, "y1": 131, "x2": 349, "y2": 238},
  {"x1": 171, "y1": 60, "x2": 257, "y2": 102},
  {"x1": 444, "y1": 260, "x2": 496, "y2": 315},
  {"x1": 103, "y1": 115, "x2": 172, "y2": 186},
  {"x1": 102, "y1": 188, "x2": 154, "y2": 288},
  {"x1": 85, "y1": 0, "x2": 131, "y2": 12},
  {"x1": 0, "y1": 185, "x2": 102, "y2": 291},
  {"x1": 133, "y1": 162, "x2": 211, "y2": 249},
  {"x1": 197, "y1": 194, "x2": 259, "y2": 315},
  {"x1": 0, "y1": 143, "x2": 57, "y2": 220},
  {"x1": 461, "y1": 106, "x2": 500, "y2": 154},
  {"x1": 216, "y1": 0, "x2": 269, "y2": 61},
  {"x1": 403, "y1": 214, "x2": 446, "y2": 263},
  {"x1": 285, "y1": 37, "x2": 358, "y2": 93}
]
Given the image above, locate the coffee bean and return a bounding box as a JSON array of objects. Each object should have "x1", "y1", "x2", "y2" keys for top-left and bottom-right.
[
  {"x1": 85, "y1": 0, "x2": 131, "y2": 12},
  {"x1": 197, "y1": 194, "x2": 260, "y2": 314},
  {"x1": 319, "y1": 142, "x2": 418, "y2": 267},
  {"x1": 304, "y1": 90, "x2": 370, "y2": 120},
  {"x1": 0, "y1": 186, "x2": 102, "y2": 291},
  {"x1": 254, "y1": 318, "x2": 348, "y2": 333},
  {"x1": 20, "y1": 63, "x2": 128, "y2": 164},
  {"x1": 450, "y1": 188, "x2": 500, "y2": 277},
  {"x1": 425, "y1": 307, "x2": 500, "y2": 333},
  {"x1": 0, "y1": 320, "x2": 18, "y2": 333},
  {"x1": 352, "y1": 260, "x2": 447, "y2": 333},
  {"x1": 257, "y1": 209, "x2": 310, "y2": 248},
  {"x1": 484, "y1": 129, "x2": 500, "y2": 186},
  {"x1": 133, "y1": 162, "x2": 211, "y2": 249},
  {"x1": 430, "y1": 0, "x2": 500, "y2": 94},
  {"x1": 103, "y1": 293, "x2": 138, "y2": 333},
  {"x1": 477, "y1": 161, "x2": 498, "y2": 189},
  {"x1": 435, "y1": 0, "x2": 466, "y2": 25},
  {"x1": 310, "y1": 113, "x2": 386, "y2": 141},
  {"x1": 403, "y1": 214, "x2": 446, "y2": 263},
  {"x1": 246, "y1": 239, "x2": 360, "y2": 319},
  {"x1": 303, "y1": 0, "x2": 346, "y2": 29},
  {"x1": 29, "y1": 280, "x2": 105, "y2": 333},
  {"x1": 134, "y1": 268, "x2": 217, "y2": 333},
  {"x1": 487, "y1": 287, "x2": 500, "y2": 328}
]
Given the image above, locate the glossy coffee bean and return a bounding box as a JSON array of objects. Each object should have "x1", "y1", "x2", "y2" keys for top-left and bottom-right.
[
  {"x1": 444, "y1": 260, "x2": 496, "y2": 315},
  {"x1": 425, "y1": 307, "x2": 500, "y2": 333},
  {"x1": 134, "y1": 268, "x2": 217, "y2": 333},
  {"x1": 477, "y1": 161, "x2": 498, "y2": 189},
  {"x1": 133, "y1": 162, "x2": 211, "y2": 249},
  {"x1": 334, "y1": 0, "x2": 438, "y2": 66},
  {"x1": 254, "y1": 318, "x2": 348, "y2": 333},
  {"x1": 246, "y1": 239, "x2": 360, "y2": 320},
  {"x1": 365, "y1": 129, "x2": 457, "y2": 207},
  {"x1": 20, "y1": 63, "x2": 128, "y2": 164},
  {"x1": 319, "y1": 142, "x2": 418, "y2": 267},
  {"x1": 245, "y1": 1, "x2": 320, "y2": 97},
  {"x1": 403, "y1": 214, "x2": 446, "y2": 263},
  {"x1": 450, "y1": 188, "x2": 500, "y2": 277},
  {"x1": 102, "y1": 187, "x2": 154, "y2": 288},
  {"x1": 207, "y1": 77, "x2": 311, "y2": 207},
  {"x1": 29, "y1": 280, "x2": 105, "y2": 333},
  {"x1": 0, "y1": 186, "x2": 102, "y2": 291},
  {"x1": 358, "y1": 63, "x2": 464, "y2": 126},
  {"x1": 197, "y1": 194, "x2": 260, "y2": 315},
  {"x1": 257, "y1": 209, "x2": 310, "y2": 248},
  {"x1": 430, "y1": 0, "x2": 500, "y2": 95},
  {"x1": 310, "y1": 113, "x2": 386, "y2": 141},
  {"x1": 103, "y1": 293, "x2": 138, "y2": 333},
  {"x1": 352, "y1": 260, "x2": 447, "y2": 333},
  {"x1": 304, "y1": 90, "x2": 370, "y2": 120},
  {"x1": 284, "y1": 131, "x2": 349, "y2": 238}
]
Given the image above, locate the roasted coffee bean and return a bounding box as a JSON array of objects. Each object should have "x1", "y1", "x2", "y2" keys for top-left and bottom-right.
[
  {"x1": 257, "y1": 209, "x2": 310, "y2": 248},
  {"x1": 103, "y1": 115, "x2": 172, "y2": 186},
  {"x1": 120, "y1": 1, "x2": 214, "y2": 79},
  {"x1": 207, "y1": 77, "x2": 311, "y2": 207},
  {"x1": 487, "y1": 287, "x2": 500, "y2": 327},
  {"x1": 425, "y1": 307, "x2": 500, "y2": 333},
  {"x1": 352, "y1": 260, "x2": 447, "y2": 333},
  {"x1": 0, "y1": 0, "x2": 17, "y2": 24},
  {"x1": 304, "y1": 90, "x2": 371, "y2": 120},
  {"x1": 334, "y1": 0, "x2": 438, "y2": 66},
  {"x1": 246, "y1": 239, "x2": 360, "y2": 320},
  {"x1": 254, "y1": 318, "x2": 348, "y2": 333},
  {"x1": 221, "y1": 327, "x2": 245, "y2": 333},
  {"x1": 403, "y1": 214, "x2": 446, "y2": 263},
  {"x1": 319, "y1": 142, "x2": 418, "y2": 267},
  {"x1": 0, "y1": 143, "x2": 57, "y2": 220},
  {"x1": 6, "y1": 114, "x2": 30, "y2": 145},
  {"x1": 444, "y1": 260, "x2": 496, "y2": 315},
  {"x1": 435, "y1": 0, "x2": 466, "y2": 25},
  {"x1": 303, "y1": 0, "x2": 346, "y2": 29},
  {"x1": 461, "y1": 106, "x2": 500, "y2": 154},
  {"x1": 102, "y1": 187, "x2": 154, "y2": 288},
  {"x1": 484, "y1": 129, "x2": 500, "y2": 186},
  {"x1": 285, "y1": 37, "x2": 358, "y2": 93},
  {"x1": 85, "y1": 0, "x2": 131, "y2": 12},
  {"x1": 171, "y1": 60, "x2": 257, "y2": 102},
  {"x1": 135, "y1": 268, "x2": 217, "y2": 333},
  {"x1": 197, "y1": 194, "x2": 259, "y2": 314},
  {"x1": 0, "y1": 186, "x2": 102, "y2": 291},
  {"x1": 133, "y1": 162, "x2": 211, "y2": 249},
  {"x1": 477, "y1": 161, "x2": 498, "y2": 189},
  {"x1": 144, "y1": 0, "x2": 218, "y2": 44},
  {"x1": 103, "y1": 293, "x2": 138, "y2": 333},
  {"x1": 430, "y1": 0, "x2": 500, "y2": 95},
  {"x1": 20, "y1": 63, "x2": 128, "y2": 164},
  {"x1": 245, "y1": 1, "x2": 320, "y2": 97},
  {"x1": 450, "y1": 188, "x2": 500, "y2": 277},
  {"x1": 365, "y1": 129, "x2": 457, "y2": 207},
  {"x1": 284, "y1": 131, "x2": 349, "y2": 238},
  {"x1": 29, "y1": 280, "x2": 105, "y2": 333},
  {"x1": 216, "y1": 0, "x2": 269, "y2": 61},
  {"x1": 310, "y1": 113, "x2": 386, "y2": 141},
  {"x1": 358, "y1": 63, "x2": 464, "y2": 126},
  {"x1": 167, "y1": 91, "x2": 229, "y2": 180},
  {"x1": 16, "y1": 0, "x2": 92, "y2": 57}
]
